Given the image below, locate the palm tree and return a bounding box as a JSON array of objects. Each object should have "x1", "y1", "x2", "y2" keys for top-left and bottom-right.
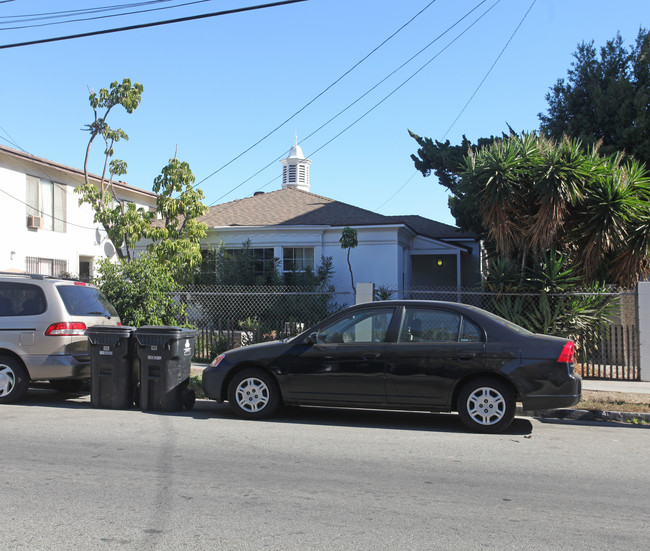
[{"x1": 462, "y1": 132, "x2": 650, "y2": 286}]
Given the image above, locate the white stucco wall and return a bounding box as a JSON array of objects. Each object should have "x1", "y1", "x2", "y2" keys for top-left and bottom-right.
[
  {"x1": 0, "y1": 156, "x2": 156, "y2": 277},
  {"x1": 202, "y1": 224, "x2": 482, "y2": 307}
]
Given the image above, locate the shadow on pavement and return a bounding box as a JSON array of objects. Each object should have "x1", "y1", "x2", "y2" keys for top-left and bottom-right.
[
  {"x1": 194, "y1": 400, "x2": 534, "y2": 436},
  {"x1": 12, "y1": 390, "x2": 533, "y2": 435}
]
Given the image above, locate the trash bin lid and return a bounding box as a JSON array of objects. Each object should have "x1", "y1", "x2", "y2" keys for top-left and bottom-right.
[
  {"x1": 86, "y1": 325, "x2": 135, "y2": 345},
  {"x1": 134, "y1": 326, "x2": 198, "y2": 346}
]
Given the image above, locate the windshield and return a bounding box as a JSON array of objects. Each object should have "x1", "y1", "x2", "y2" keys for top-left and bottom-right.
[{"x1": 56, "y1": 285, "x2": 119, "y2": 318}]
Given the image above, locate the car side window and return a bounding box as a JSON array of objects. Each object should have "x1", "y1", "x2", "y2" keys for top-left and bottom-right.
[
  {"x1": 460, "y1": 318, "x2": 483, "y2": 342},
  {"x1": 0, "y1": 282, "x2": 47, "y2": 317},
  {"x1": 317, "y1": 308, "x2": 394, "y2": 344},
  {"x1": 398, "y1": 308, "x2": 462, "y2": 343}
]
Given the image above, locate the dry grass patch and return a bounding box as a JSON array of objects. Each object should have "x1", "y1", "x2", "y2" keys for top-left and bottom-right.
[{"x1": 577, "y1": 390, "x2": 650, "y2": 413}]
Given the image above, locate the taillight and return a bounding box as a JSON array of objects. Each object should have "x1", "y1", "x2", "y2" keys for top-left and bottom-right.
[
  {"x1": 557, "y1": 341, "x2": 575, "y2": 363},
  {"x1": 45, "y1": 322, "x2": 87, "y2": 336}
]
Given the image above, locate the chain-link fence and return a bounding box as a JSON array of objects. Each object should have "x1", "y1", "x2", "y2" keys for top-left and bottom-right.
[
  {"x1": 177, "y1": 285, "x2": 352, "y2": 362},
  {"x1": 181, "y1": 284, "x2": 640, "y2": 380}
]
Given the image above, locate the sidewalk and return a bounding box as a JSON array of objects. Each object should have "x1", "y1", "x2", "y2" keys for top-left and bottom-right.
[{"x1": 582, "y1": 379, "x2": 650, "y2": 394}]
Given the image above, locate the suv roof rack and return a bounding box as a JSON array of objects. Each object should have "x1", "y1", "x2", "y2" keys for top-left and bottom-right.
[
  {"x1": 0, "y1": 272, "x2": 46, "y2": 280},
  {"x1": 0, "y1": 272, "x2": 85, "y2": 282}
]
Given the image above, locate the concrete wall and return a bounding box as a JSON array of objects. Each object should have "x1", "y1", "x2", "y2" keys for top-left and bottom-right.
[{"x1": 639, "y1": 281, "x2": 650, "y2": 382}]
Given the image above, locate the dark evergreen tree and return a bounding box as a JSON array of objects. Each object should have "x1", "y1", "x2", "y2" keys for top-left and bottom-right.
[{"x1": 539, "y1": 29, "x2": 650, "y2": 166}]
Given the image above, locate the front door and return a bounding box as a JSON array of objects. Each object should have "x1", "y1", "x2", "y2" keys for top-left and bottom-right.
[{"x1": 283, "y1": 306, "x2": 396, "y2": 404}]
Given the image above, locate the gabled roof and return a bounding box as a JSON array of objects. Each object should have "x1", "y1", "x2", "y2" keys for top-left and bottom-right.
[
  {"x1": 0, "y1": 144, "x2": 157, "y2": 199},
  {"x1": 200, "y1": 187, "x2": 476, "y2": 241}
]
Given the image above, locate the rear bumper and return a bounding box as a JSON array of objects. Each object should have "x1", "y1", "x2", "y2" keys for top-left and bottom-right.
[
  {"x1": 521, "y1": 375, "x2": 582, "y2": 410},
  {"x1": 25, "y1": 354, "x2": 91, "y2": 381}
]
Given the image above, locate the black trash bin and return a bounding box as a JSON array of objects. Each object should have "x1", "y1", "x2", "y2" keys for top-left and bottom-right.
[
  {"x1": 86, "y1": 325, "x2": 138, "y2": 409},
  {"x1": 134, "y1": 326, "x2": 198, "y2": 412}
]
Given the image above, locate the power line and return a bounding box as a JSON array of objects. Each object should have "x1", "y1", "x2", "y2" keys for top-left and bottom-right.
[
  {"x1": 216, "y1": 0, "x2": 500, "y2": 209},
  {"x1": 207, "y1": 0, "x2": 487, "y2": 205},
  {"x1": 210, "y1": 0, "x2": 497, "y2": 206},
  {"x1": 0, "y1": 1, "x2": 215, "y2": 31},
  {"x1": 0, "y1": 1, "x2": 174, "y2": 22},
  {"x1": 0, "y1": 0, "x2": 307, "y2": 50},
  {"x1": 442, "y1": 0, "x2": 537, "y2": 139},
  {"x1": 195, "y1": 0, "x2": 441, "y2": 188},
  {"x1": 307, "y1": 1, "x2": 502, "y2": 159},
  {"x1": 298, "y1": 0, "x2": 490, "y2": 151},
  {"x1": 377, "y1": 0, "x2": 538, "y2": 214}
]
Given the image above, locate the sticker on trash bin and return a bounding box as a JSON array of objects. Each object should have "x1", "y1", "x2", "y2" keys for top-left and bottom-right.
[
  {"x1": 148, "y1": 355, "x2": 162, "y2": 361},
  {"x1": 100, "y1": 345, "x2": 113, "y2": 356},
  {"x1": 183, "y1": 339, "x2": 192, "y2": 356}
]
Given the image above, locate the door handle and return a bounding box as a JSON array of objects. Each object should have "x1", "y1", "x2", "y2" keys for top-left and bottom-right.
[
  {"x1": 457, "y1": 353, "x2": 475, "y2": 361},
  {"x1": 363, "y1": 353, "x2": 381, "y2": 360}
]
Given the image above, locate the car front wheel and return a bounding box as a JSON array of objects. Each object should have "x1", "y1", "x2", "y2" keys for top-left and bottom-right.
[
  {"x1": 457, "y1": 378, "x2": 515, "y2": 433},
  {"x1": 0, "y1": 356, "x2": 29, "y2": 404},
  {"x1": 227, "y1": 368, "x2": 280, "y2": 419}
]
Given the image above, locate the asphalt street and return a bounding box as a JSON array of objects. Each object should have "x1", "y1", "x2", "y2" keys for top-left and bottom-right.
[{"x1": 1, "y1": 389, "x2": 649, "y2": 551}]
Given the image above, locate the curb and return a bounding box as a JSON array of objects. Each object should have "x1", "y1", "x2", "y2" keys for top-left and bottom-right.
[{"x1": 517, "y1": 406, "x2": 650, "y2": 424}]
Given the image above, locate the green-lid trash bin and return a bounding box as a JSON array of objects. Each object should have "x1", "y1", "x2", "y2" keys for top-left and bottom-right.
[
  {"x1": 134, "y1": 326, "x2": 198, "y2": 412},
  {"x1": 86, "y1": 325, "x2": 138, "y2": 409}
]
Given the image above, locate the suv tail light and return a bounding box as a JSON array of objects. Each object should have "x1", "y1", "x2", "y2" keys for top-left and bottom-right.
[
  {"x1": 45, "y1": 322, "x2": 87, "y2": 336},
  {"x1": 557, "y1": 341, "x2": 575, "y2": 363}
]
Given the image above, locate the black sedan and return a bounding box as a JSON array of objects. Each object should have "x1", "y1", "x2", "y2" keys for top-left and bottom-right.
[{"x1": 202, "y1": 300, "x2": 581, "y2": 433}]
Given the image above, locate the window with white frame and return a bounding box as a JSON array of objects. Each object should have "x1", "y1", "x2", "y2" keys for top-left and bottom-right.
[
  {"x1": 283, "y1": 247, "x2": 314, "y2": 272},
  {"x1": 26, "y1": 176, "x2": 67, "y2": 232},
  {"x1": 226, "y1": 247, "x2": 276, "y2": 278},
  {"x1": 25, "y1": 257, "x2": 68, "y2": 277}
]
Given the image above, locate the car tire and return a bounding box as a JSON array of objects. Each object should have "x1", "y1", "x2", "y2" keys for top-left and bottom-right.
[
  {"x1": 227, "y1": 368, "x2": 280, "y2": 419},
  {"x1": 0, "y1": 356, "x2": 30, "y2": 404},
  {"x1": 457, "y1": 378, "x2": 515, "y2": 433}
]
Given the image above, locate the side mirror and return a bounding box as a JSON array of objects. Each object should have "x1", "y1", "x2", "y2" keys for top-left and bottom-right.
[{"x1": 305, "y1": 332, "x2": 318, "y2": 345}]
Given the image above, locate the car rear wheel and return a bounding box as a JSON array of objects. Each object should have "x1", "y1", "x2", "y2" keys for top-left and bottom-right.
[
  {"x1": 227, "y1": 368, "x2": 280, "y2": 419},
  {"x1": 0, "y1": 356, "x2": 29, "y2": 404},
  {"x1": 457, "y1": 378, "x2": 515, "y2": 433}
]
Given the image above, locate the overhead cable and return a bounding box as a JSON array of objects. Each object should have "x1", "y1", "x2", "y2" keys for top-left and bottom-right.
[
  {"x1": 0, "y1": 0, "x2": 307, "y2": 49},
  {"x1": 195, "y1": 0, "x2": 441, "y2": 188},
  {"x1": 211, "y1": 0, "x2": 499, "y2": 206},
  {"x1": 0, "y1": 0, "x2": 214, "y2": 31}
]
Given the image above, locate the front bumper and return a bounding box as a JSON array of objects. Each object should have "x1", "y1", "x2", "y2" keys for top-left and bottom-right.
[{"x1": 202, "y1": 366, "x2": 229, "y2": 402}]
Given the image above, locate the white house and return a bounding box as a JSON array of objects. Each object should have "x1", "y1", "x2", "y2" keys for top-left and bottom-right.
[
  {"x1": 0, "y1": 144, "x2": 157, "y2": 278},
  {"x1": 196, "y1": 142, "x2": 482, "y2": 302}
]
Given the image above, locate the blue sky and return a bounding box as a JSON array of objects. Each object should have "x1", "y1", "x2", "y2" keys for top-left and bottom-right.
[{"x1": 1, "y1": 0, "x2": 648, "y2": 226}]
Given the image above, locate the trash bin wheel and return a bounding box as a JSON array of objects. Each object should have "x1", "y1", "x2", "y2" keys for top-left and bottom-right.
[{"x1": 184, "y1": 388, "x2": 196, "y2": 410}]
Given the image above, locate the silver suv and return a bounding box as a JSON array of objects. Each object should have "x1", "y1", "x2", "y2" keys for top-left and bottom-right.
[{"x1": 0, "y1": 273, "x2": 121, "y2": 403}]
